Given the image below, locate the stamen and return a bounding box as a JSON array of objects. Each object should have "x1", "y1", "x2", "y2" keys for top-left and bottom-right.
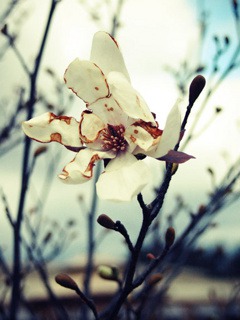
[{"x1": 100, "y1": 124, "x2": 127, "y2": 153}]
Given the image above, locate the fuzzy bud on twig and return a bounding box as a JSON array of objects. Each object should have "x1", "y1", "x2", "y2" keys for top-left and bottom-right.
[
  {"x1": 97, "y1": 214, "x2": 116, "y2": 230},
  {"x1": 189, "y1": 75, "x2": 206, "y2": 105},
  {"x1": 55, "y1": 273, "x2": 79, "y2": 291},
  {"x1": 42, "y1": 231, "x2": 52, "y2": 244},
  {"x1": 233, "y1": 0, "x2": 239, "y2": 18},
  {"x1": 97, "y1": 265, "x2": 119, "y2": 281},
  {"x1": 146, "y1": 253, "x2": 156, "y2": 260},
  {"x1": 147, "y1": 273, "x2": 163, "y2": 286},
  {"x1": 171, "y1": 163, "x2": 179, "y2": 175},
  {"x1": 1, "y1": 24, "x2": 8, "y2": 36},
  {"x1": 197, "y1": 204, "x2": 207, "y2": 216},
  {"x1": 165, "y1": 227, "x2": 175, "y2": 248},
  {"x1": 215, "y1": 106, "x2": 222, "y2": 113}
]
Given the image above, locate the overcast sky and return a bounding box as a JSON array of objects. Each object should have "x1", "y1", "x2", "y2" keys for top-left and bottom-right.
[{"x1": 1, "y1": 0, "x2": 240, "y2": 262}]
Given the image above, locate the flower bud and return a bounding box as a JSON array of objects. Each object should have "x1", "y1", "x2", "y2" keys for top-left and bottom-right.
[
  {"x1": 165, "y1": 227, "x2": 175, "y2": 248},
  {"x1": 66, "y1": 219, "x2": 75, "y2": 227},
  {"x1": 233, "y1": 0, "x2": 238, "y2": 11},
  {"x1": 78, "y1": 194, "x2": 84, "y2": 202},
  {"x1": 189, "y1": 75, "x2": 206, "y2": 105},
  {"x1": 147, "y1": 273, "x2": 163, "y2": 286},
  {"x1": 146, "y1": 253, "x2": 156, "y2": 260},
  {"x1": 97, "y1": 214, "x2": 115, "y2": 230},
  {"x1": 207, "y1": 167, "x2": 214, "y2": 176},
  {"x1": 97, "y1": 265, "x2": 119, "y2": 281},
  {"x1": 171, "y1": 163, "x2": 178, "y2": 175},
  {"x1": 55, "y1": 273, "x2": 79, "y2": 291},
  {"x1": 1, "y1": 24, "x2": 8, "y2": 36},
  {"x1": 197, "y1": 204, "x2": 206, "y2": 216},
  {"x1": 224, "y1": 36, "x2": 230, "y2": 46},
  {"x1": 42, "y1": 231, "x2": 52, "y2": 244},
  {"x1": 45, "y1": 68, "x2": 55, "y2": 77},
  {"x1": 195, "y1": 65, "x2": 205, "y2": 73},
  {"x1": 215, "y1": 106, "x2": 222, "y2": 113}
]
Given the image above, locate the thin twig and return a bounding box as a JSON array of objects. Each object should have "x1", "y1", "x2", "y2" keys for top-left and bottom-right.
[
  {"x1": 0, "y1": 0, "x2": 20, "y2": 24},
  {"x1": 10, "y1": 1, "x2": 58, "y2": 318},
  {"x1": 1, "y1": 188, "x2": 66, "y2": 318},
  {"x1": 110, "y1": 0, "x2": 125, "y2": 38},
  {"x1": 75, "y1": 286, "x2": 99, "y2": 320},
  {"x1": 83, "y1": 162, "x2": 102, "y2": 298},
  {"x1": 9, "y1": 37, "x2": 30, "y2": 75},
  {"x1": 115, "y1": 221, "x2": 134, "y2": 253},
  {"x1": 99, "y1": 207, "x2": 151, "y2": 319},
  {"x1": 23, "y1": 236, "x2": 70, "y2": 319}
]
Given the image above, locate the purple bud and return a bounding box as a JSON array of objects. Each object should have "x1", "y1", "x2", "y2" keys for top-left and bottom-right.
[
  {"x1": 55, "y1": 273, "x2": 78, "y2": 291},
  {"x1": 97, "y1": 214, "x2": 115, "y2": 230},
  {"x1": 147, "y1": 273, "x2": 163, "y2": 286},
  {"x1": 146, "y1": 253, "x2": 156, "y2": 260},
  {"x1": 1, "y1": 24, "x2": 8, "y2": 36},
  {"x1": 189, "y1": 75, "x2": 206, "y2": 105}
]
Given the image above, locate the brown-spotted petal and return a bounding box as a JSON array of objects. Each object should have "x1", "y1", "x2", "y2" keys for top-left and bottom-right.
[
  {"x1": 58, "y1": 148, "x2": 115, "y2": 184},
  {"x1": 64, "y1": 58, "x2": 109, "y2": 104},
  {"x1": 89, "y1": 95, "x2": 128, "y2": 126},
  {"x1": 107, "y1": 71, "x2": 156, "y2": 124},
  {"x1": 125, "y1": 121, "x2": 162, "y2": 151},
  {"x1": 96, "y1": 152, "x2": 151, "y2": 201},
  {"x1": 79, "y1": 110, "x2": 105, "y2": 143},
  {"x1": 90, "y1": 31, "x2": 131, "y2": 82},
  {"x1": 22, "y1": 112, "x2": 82, "y2": 148}
]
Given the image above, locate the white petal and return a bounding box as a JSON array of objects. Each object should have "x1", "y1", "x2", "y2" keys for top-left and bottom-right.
[
  {"x1": 125, "y1": 123, "x2": 160, "y2": 151},
  {"x1": 59, "y1": 148, "x2": 115, "y2": 184},
  {"x1": 147, "y1": 102, "x2": 181, "y2": 158},
  {"x1": 96, "y1": 153, "x2": 151, "y2": 201},
  {"x1": 64, "y1": 58, "x2": 109, "y2": 104},
  {"x1": 90, "y1": 31, "x2": 130, "y2": 82},
  {"x1": 90, "y1": 96, "x2": 128, "y2": 126},
  {"x1": 80, "y1": 111, "x2": 105, "y2": 143},
  {"x1": 107, "y1": 72, "x2": 155, "y2": 124},
  {"x1": 22, "y1": 112, "x2": 82, "y2": 147}
]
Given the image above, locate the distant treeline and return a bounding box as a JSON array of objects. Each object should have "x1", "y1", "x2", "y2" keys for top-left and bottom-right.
[
  {"x1": 186, "y1": 245, "x2": 240, "y2": 277},
  {"x1": 141, "y1": 242, "x2": 240, "y2": 278}
]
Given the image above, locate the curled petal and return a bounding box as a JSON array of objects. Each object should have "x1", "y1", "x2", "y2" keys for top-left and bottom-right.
[
  {"x1": 96, "y1": 153, "x2": 151, "y2": 201},
  {"x1": 64, "y1": 59, "x2": 109, "y2": 104},
  {"x1": 90, "y1": 31, "x2": 131, "y2": 82},
  {"x1": 80, "y1": 111, "x2": 105, "y2": 143},
  {"x1": 59, "y1": 149, "x2": 115, "y2": 184},
  {"x1": 22, "y1": 112, "x2": 82, "y2": 148},
  {"x1": 107, "y1": 71, "x2": 156, "y2": 124},
  {"x1": 159, "y1": 150, "x2": 195, "y2": 163},
  {"x1": 147, "y1": 102, "x2": 181, "y2": 158},
  {"x1": 125, "y1": 121, "x2": 162, "y2": 151}
]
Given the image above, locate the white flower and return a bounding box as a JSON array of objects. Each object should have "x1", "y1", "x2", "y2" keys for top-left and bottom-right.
[{"x1": 22, "y1": 31, "x2": 192, "y2": 201}]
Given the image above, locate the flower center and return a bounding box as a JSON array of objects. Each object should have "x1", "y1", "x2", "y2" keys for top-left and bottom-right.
[{"x1": 100, "y1": 124, "x2": 127, "y2": 153}]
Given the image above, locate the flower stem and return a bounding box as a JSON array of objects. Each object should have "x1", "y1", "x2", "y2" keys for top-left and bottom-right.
[
  {"x1": 100, "y1": 209, "x2": 151, "y2": 319},
  {"x1": 84, "y1": 162, "x2": 101, "y2": 297},
  {"x1": 115, "y1": 221, "x2": 134, "y2": 253}
]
